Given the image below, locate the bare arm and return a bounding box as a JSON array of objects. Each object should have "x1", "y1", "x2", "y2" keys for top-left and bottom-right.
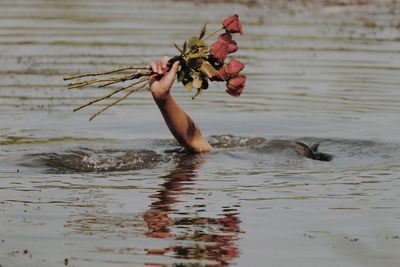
[{"x1": 149, "y1": 57, "x2": 213, "y2": 154}]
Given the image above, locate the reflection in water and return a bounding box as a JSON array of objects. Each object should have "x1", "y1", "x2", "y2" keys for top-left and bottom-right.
[
  {"x1": 54, "y1": 148, "x2": 243, "y2": 265},
  {"x1": 143, "y1": 153, "x2": 242, "y2": 266},
  {"x1": 15, "y1": 135, "x2": 400, "y2": 266}
]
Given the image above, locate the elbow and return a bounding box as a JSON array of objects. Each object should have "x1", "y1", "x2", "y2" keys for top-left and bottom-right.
[
  {"x1": 192, "y1": 145, "x2": 213, "y2": 154},
  {"x1": 184, "y1": 140, "x2": 213, "y2": 154}
]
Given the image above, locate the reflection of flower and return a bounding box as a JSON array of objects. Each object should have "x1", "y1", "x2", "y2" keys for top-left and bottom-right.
[
  {"x1": 205, "y1": 214, "x2": 242, "y2": 263},
  {"x1": 223, "y1": 14, "x2": 243, "y2": 35},
  {"x1": 143, "y1": 155, "x2": 243, "y2": 266},
  {"x1": 226, "y1": 76, "x2": 246, "y2": 97},
  {"x1": 143, "y1": 210, "x2": 174, "y2": 238}
]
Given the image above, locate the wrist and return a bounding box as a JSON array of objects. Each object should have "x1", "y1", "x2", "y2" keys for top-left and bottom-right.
[{"x1": 152, "y1": 91, "x2": 171, "y2": 104}]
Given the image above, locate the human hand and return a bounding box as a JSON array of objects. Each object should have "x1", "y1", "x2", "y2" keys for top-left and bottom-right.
[{"x1": 149, "y1": 56, "x2": 180, "y2": 100}]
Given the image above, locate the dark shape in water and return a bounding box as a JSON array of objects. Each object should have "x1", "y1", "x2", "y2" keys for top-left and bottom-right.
[
  {"x1": 24, "y1": 136, "x2": 334, "y2": 173},
  {"x1": 294, "y1": 142, "x2": 333, "y2": 162},
  {"x1": 38, "y1": 148, "x2": 163, "y2": 173}
]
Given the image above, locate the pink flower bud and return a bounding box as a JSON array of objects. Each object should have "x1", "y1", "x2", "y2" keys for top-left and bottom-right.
[
  {"x1": 218, "y1": 33, "x2": 238, "y2": 54},
  {"x1": 210, "y1": 41, "x2": 229, "y2": 63},
  {"x1": 223, "y1": 14, "x2": 243, "y2": 35},
  {"x1": 226, "y1": 76, "x2": 246, "y2": 97},
  {"x1": 218, "y1": 59, "x2": 245, "y2": 81}
]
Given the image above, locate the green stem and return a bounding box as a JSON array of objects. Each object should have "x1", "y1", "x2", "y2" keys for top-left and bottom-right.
[{"x1": 202, "y1": 26, "x2": 224, "y2": 41}]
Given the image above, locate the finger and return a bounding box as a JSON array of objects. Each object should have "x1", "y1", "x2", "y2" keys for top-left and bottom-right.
[
  {"x1": 161, "y1": 56, "x2": 170, "y2": 72},
  {"x1": 149, "y1": 74, "x2": 161, "y2": 86},
  {"x1": 169, "y1": 61, "x2": 180, "y2": 76},
  {"x1": 149, "y1": 61, "x2": 157, "y2": 73},
  {"x1": 163, "y1": 61, "x2": 180, "y2": 85},
  {"x1": 155, "y1": 59, "x2": 164, "y2": 74}
]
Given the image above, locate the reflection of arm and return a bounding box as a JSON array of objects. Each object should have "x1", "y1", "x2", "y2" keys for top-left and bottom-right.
[{"x1": 149, "y1": 57, "x2": 213, "y2": 153}]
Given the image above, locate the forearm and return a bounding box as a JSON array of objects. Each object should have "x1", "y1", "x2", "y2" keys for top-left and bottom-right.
[{"x1": 154, "y1": 94, "x2": 212, "y2": 153}]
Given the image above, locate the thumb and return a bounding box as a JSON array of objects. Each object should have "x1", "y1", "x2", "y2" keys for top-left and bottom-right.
[{"x1": 163, "y1": 61, "x2": 180, "y2": 86}]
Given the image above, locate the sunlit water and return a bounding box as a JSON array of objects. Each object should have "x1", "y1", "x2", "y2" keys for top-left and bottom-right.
[{"x1": 1, "y1": 0, "x2": 400, "y2": 266}]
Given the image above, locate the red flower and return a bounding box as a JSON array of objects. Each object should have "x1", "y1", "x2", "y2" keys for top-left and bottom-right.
[
  {"x1": 210, "y1": 71, "x2": 223, "y2": 82},
  {"x1": 223, "y1": 14, "x2": 243, "y2": 35},
  {"x1": 218, "y1": 66, "x2": 229, "y2": 81},
  {"x1": 210, "y1": 33, "x2": 240, "y2": 64},
  {"x1": 219, "y1": 58, "x2": 244, "y2": 81},
  {"x1": 210, "y1": 41, "x2": 229, "y2": 63},
  {"x1": 226, "y1": 76, "x2": 246, "y2": 97},
  {"x1": 218, "y1": 33, "x2": 238, "y2": 54}
]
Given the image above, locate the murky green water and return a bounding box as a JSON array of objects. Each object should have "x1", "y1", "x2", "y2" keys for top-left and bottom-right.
[{"x1": 1, "y1": 0, "x2": 400, "y2": 266}]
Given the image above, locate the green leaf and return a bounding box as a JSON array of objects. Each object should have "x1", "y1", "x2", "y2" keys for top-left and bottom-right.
[
  {"x1": 177, "y1": 69, "x2": 185, "y2": 83},
  {"x1": 192, "y1": 88, "x2": 203, "y2": 100},
  {"x1": 184, "y1": 81, "x2": 193, "y2": 91},
  {"x1": 199, "y1": 23, "x2": 207, "y2": 39},
  {"x1": 188, "y1": 36, "x2": 199, "y2": 49},
  {"x1": 196, "y1": 39, "x2": 206, "y2": 47},
  {"x1": 193, "y1": 75, "x2": 202, "y2": 89},
  {"x1": 182, "y1": 75, "x2": 193, "y2": 84},
  {"x1": 183, "y1": 41, "x2": 187, "y2": 54},
  {"x1": 188, "y1": 57, "x2": 203, "y2": 69},
  {"x1": 200, "y1": 60, "x2": 218, "y2": 79},
  {"x1": 174, "y1": 43, "x2": 183, "y2": 54},
  {"x1": 198, "y1": 47, "x2": 208, "y2": 57},
  {"x1": 201, "y1": 76, "x2": 209, "y2": 90},
  {"x1": 187, "y1": 52, "x2": 200, "y2": 59}
]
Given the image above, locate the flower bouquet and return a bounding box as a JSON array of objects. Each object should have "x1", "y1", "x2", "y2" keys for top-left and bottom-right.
[{"x1": 64, "y1": 14, "x2": 246, "y2": 121}]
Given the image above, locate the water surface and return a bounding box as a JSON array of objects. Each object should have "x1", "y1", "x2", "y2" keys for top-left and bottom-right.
[{"x1": 1, "y1": 0, "x2": 400, "y2": 266}]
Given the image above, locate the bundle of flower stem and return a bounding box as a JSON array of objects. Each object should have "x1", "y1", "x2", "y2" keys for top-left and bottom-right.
[
  {"x1": 65, "y1": 66, "x2": 159, "y2": 121},
  {"x1": 64, "y1": 14, "x2": 245, "y2": 121}
]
